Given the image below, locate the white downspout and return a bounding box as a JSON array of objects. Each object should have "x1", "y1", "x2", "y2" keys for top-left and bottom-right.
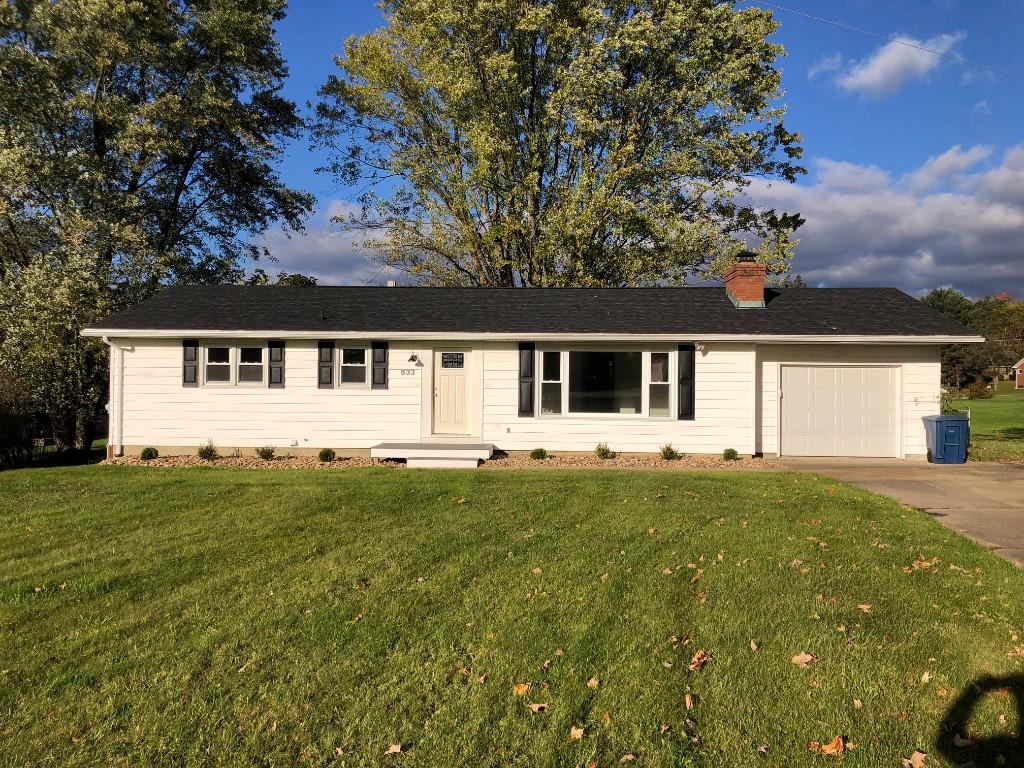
[{"x1": 101, "y1": 336, "x2": 125, "y2": 457}]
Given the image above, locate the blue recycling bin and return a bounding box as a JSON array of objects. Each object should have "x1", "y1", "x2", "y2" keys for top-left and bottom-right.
[{"x1": 923, "y1": 414, "x2": 970, "y2": 464}]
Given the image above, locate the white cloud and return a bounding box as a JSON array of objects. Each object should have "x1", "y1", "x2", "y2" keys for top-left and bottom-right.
[
  {"x1": 257, "y1": 200, "x2": 396, "y2": 285},
  {"x1": 974, "y1": 100, "x2": 992, "y2": 116},
  {"x1": 745, "y1": 146, "x2": 1024, "y2": 296},
  {"x1": 816, "y1": 159, "x2": 890, "y2": 193},
  {"x1": 904, "y1": 144, "x2": 991, "y2": 190},
  {"x1": 808, "y1": 53, "x2": 843, "y2": 81},
  {"x1": 837, "y1": 32, "x2": 965, "y2": 98}
]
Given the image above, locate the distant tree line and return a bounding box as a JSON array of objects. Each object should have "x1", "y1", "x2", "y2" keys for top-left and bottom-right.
[{"x1": 921, "y1": 288, "x2": 1024, "y2": 390}]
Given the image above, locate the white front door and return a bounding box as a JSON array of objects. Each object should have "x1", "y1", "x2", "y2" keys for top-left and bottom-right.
[
  {"x1": 433, "y1": 349, "x2": 471, "y2": 434},
  {"x1": 780, "y1": 365, "x2": 900, "y2": 457}
]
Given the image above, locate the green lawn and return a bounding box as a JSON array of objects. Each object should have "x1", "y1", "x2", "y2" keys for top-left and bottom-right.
[
  {"x1": 1, "y1": 467, "x2": 1022, "y2": 767},
  {"x1": 963, "y1": 381, "x2": 1024, "y2": 462}
]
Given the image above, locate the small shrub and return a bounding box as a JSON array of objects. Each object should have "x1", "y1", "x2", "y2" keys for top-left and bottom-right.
[
  {"x1": 529, "y1": 447, "x2": 548, "y2": 460},
  {"x1": 722, "y1": 448, "x2": 740, "y2": 461},
  {"x1": 965, "y1": 379, "x2": 993, "y2": 400},
  {"x1": 197, "y1": 440, "x2": 219, "y2": 461},
  {"x1": 594, "y1": 442, "x2": 613, "y2": 460},
  {"x1": 139, "y1": 447, "x2": 159, "y2": 461},
  {"x1": 318, "y1": 447, "x2": 336, "y2": 463},
  {"x1": 659, "y1": 444, "x2": 681, "y2": 461},
  {"x1": 256, "y1": 446, "x2": 275, "y2": 461}
]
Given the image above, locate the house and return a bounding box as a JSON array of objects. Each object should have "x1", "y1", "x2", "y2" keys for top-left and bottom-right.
[
  {"x1": 83, "y1": 258, "x2": 982, "y2": 467},
  {"x1": 1014, "y1": 358, "x2": 1024, "y2": 389}
]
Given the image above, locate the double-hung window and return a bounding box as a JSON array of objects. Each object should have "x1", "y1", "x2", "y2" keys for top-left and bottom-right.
[
  {"x1": 205, "y1": 346, "x2": 231, "y2": 383},
  {"x1": 340, "y1": 348, "x2": 368, "y2": 386},
  {"x1": 649, "y1": 352, "x2": 671, "y2": 417},
  {"x1": 541, "y1": 351, "x2": 562, "y2": 415},
  {"x1": 238, "y1": 347, "x2": 264, "y2": 384}
]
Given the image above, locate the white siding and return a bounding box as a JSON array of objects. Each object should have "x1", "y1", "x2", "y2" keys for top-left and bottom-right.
[
  {"x1": 114, "y1": 338, "x2": 422, "y2": 451},
  {"x1": 757, "y1": 344, "x2": 941, "y2": 459},
  {"x1": 480, "y1": 342, "x2": 756, "y2": 454},
  {"x1": 111, "y1": 337, "x2": 941, "y2": 458}
]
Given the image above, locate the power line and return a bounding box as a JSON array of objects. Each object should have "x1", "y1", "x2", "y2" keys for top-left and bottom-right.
[{"x1": 743, "y1": 0, "x2": 1024, "y2": 82}]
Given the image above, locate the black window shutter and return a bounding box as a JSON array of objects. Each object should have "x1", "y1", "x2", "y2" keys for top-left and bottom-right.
[
  {"x1": 678, "y1": 344, "x2": 695, "y2": 421},
  {"x1": 371, "y1": 341, "x2": 388, "y2": 389},
  {"x1": 317, "y1": 341, "x2": 334, "y2": 388},
  {"x1": 518, "y1": 343, "x2": 535, "y2": 417},
  {"x1": 182, "y1": 339, "x2": 199, "y2": 387},
  {"x1": 268, "y1": 340, "x2": 285, "y2": 388}
]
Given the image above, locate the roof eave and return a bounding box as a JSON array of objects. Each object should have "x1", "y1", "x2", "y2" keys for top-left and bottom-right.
[{"x1": 82, "y1": 328, "x2": 986, "y2": 344}]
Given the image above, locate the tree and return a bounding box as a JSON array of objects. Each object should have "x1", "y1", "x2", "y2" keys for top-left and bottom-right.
[
  {"x1": 922, "y1": 287, "x2": 974, "y2": 327},
  {"x1": 244, "y1": 268, "x2": 318, "y2": 286},
  {"x1": 921, "y1": 288, "x2": 1024, "y2": 389},
  {"x1": 315, "y1": 0, "x2": 804, "y2": 287},
  {"x1": 0, "y1": 0, "x2": 313, "y2": 448}
]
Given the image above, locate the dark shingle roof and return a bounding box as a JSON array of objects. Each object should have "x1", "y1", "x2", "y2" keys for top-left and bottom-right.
[{"x1": 88, "y1": 285, "x2": 978, "y2": 337}]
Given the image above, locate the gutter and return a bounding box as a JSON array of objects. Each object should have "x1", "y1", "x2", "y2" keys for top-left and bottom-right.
[
  {"x1": 100, "y1": 336, "x2": 127, "y2": 458},
  {"x1": 82, "y1": 329, "x2": 987, "y2": 345}
]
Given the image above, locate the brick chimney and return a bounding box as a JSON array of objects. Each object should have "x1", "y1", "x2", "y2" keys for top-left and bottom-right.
[{"x1": 724, "y1": 253, "x2": 766, "y2": 308}]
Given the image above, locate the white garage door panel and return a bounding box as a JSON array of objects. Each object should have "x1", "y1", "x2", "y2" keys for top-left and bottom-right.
[{"x1": 781, "y1": 366, "x2": 899, "y2": 458}]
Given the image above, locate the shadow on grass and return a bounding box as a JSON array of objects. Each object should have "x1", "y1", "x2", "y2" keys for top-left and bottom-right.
[
  {"x1": 1, "y1": 447, "x2": 105, "y2": 472},
  {"x1": 937, "y1": 673, "x2": 1024, "y2": 767}
]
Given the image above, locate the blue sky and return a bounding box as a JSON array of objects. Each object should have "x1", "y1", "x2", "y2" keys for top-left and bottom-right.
[{"x1": 265, "y1": 0, "x2": 1024, "y2": 296}]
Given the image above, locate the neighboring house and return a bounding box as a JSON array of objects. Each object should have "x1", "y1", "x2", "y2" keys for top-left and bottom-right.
[
  {"x1": 1014, "y1": 358, "x2": 1024, "y2": 389},
  {"x1": 83, "y1": 258, "x2": 982, "y2": 466}
]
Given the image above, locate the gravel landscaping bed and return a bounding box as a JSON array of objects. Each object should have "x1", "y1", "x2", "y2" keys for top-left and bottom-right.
[
  {"x1": 104, "y1": 453, "x2": 778, "y2": 470},
  {"x1": 482, "y1": 452, "x2": 779, "y2": 470},
  {"x1": 102, "y1": 455, "x2": 387, "y2": 470}
]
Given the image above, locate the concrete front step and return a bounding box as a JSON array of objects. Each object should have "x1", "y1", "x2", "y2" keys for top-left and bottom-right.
[
  {"x1": 371, "y1": 442, "x2": 494, "y2": 468},
  {"x1": 406, "y1": 456, "x2": 483, "y2": 469}
]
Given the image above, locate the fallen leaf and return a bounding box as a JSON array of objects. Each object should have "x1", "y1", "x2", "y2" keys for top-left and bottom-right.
[
  {"x1": 385, "y1": 743, "x2": 403, "y2": 754},
  {"x1": 857, "y1": 604, "x2": 872, "y2": 613},
  {"x1": 901, "y1": 750, "x2": 926, "y2": 768},
  {"x1": 663, "y1": 567, "x2": 674, "y2": 576},
  {"x1": 659, "y1": 723, "x2": 672, "y2": 734},
  {"x1": 528, "y1": 702, "x2": 548, "y2": 713},
  {"x1": 648, "y1": 527, "x2": 658, "y2": 534},
  {"x1": 662, "y1": 660, "x2": 674, "y2": 669},
  {"x1": 555, "y1": 648, "x2": 564, "y2": 656},
  {"x1": 531, "y1": 567, "x2": 543, "y2": 575},
  {"x1": 600, "y1": 572, "x2": 609, "y2": 582},
  {"x1": 750, "y1": 640, "x2": 759, "y2": 652},
  {"x1": 455, "y1": 497, "x2": 466, "y2": 505},
  {"x1": 569, "y1": 726, "x2": 585, "y2": 741},
  {"x1": 952, "y1": 733, "x2": 976, "y2": 747},
  {"x1": 757, "y1": 744, "x2": 769, "y2": 755},
  {"x1": 602, "y1": 711, "x2": 612, "y2": 724},
  {"x1": 587, "y1": 677, "x2": 599, "y2": 689},
  {"x1": 821, "y1": 735, "x2": 845, "y2": 755},
  {"x1": 937, "y1": 687, "x2": 948, "y2": 698},
  {"x1": 619, "y1": 755, "x2": 636, "y2": 763},
  {"x1": 336, "y1": 747, "x2": 345, "y2": 756},
  {"x1": 541, "y1": 659, "x2": 551, "y2": 671},
  {"x1": 853, "y1": 698, "x2": 863, "y2": 710},
  {"x1": 791, "y1": 652, "x2": 815, "y2": 668},
  {"x1": 513, "y1": 683, "x2": 531, "y2": 696},
  {"x1": 684, "y1": 692, "x2": 694, "y2": 710},
  {"x1": 688, "y1": 649, "x2": 710, "y2": 672},
  {"x1": 921, "y1": 671, "x2": 933, "y2": 684}
]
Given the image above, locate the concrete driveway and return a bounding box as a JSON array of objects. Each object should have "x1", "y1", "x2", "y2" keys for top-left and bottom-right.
[{"x1": 779, "y1": 458, "x2": 1024, "y2": 566}]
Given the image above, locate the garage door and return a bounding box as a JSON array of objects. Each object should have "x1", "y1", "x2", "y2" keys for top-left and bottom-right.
[{"x1": 781, "y1": 366, "x2": 900, "y2": 458}]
